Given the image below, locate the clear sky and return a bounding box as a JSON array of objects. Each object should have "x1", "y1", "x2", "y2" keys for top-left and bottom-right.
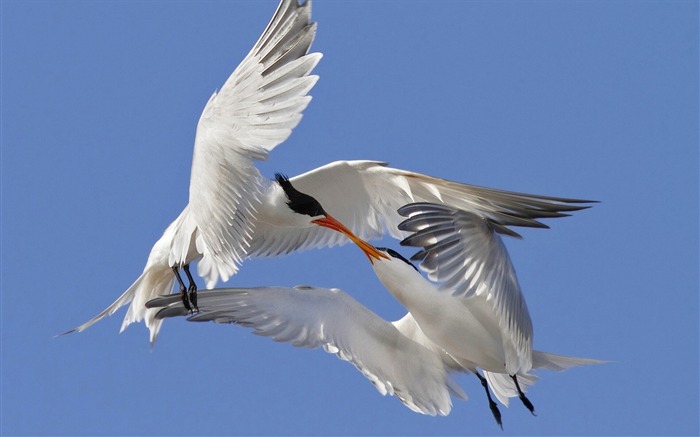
[{"x1": 2, "y1": 1, "x2": 698, "y2": 436}]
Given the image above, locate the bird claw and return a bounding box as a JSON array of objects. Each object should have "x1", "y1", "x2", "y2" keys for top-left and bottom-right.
[
  {"x1": 188, "y1": 286, "x2": 199, "y2": 314},
  {"x1": 173, "y1": 265, "x2": 199, "y2": 313},
  {"x1": 511, "y1": 374, "x2": 536, "y2": 416},
  {"x1": 489, "y1": 400, "x2": 503, "y2": 430},
  {"x1": 520, "y1": 395, "x2": 536, "y2": 416},
  {"x1": 180, "y1": 290, "x2": 193, "y2": 312}
]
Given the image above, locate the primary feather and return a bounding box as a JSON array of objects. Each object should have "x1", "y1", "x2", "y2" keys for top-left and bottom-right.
[
  {"x1": 148, "y1": 288, "x2": 467, "y2": 416},
  {"x1": 65, "y1": 0, "x2": 594, "y2": 347}
]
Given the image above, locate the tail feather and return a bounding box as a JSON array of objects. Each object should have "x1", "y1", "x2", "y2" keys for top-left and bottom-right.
[
  {"x1": 62, "y1": 266, "x2": 175, "y2": 345},
  {"x1": 483, "y1": 351, "x2": 604, "y2": 406},
  {"x1": 484, "y1": 371, "x2": 538, "y2": 407},
  {"x1": 61, "y1": 273, "x2": 147, "y2": 335},
  {"x1": 532, "y1": 350, "x2": 606, "y2": 371},
  {"x1": 121, "y1": 268, "x2": 175, "y2": 345}
]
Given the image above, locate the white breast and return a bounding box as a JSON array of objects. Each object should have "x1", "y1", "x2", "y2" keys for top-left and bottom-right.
[{"x1": 373, "y1": 257, "x2": 509, "y2": 372}]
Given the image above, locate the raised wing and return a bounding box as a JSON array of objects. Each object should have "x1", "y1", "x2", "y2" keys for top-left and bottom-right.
[
  {"x1": 147, "y1": 287, "x2": 464, "y2": 416},
  {"x1": 185, "y1": 0, "x2": 322, "y2": 279},
  {"x1": 398, "y1": 202, "x2": 533, "y2": 375},
  {"x1": 249, "y1": 160, "x2": 594, "y2": 257}
]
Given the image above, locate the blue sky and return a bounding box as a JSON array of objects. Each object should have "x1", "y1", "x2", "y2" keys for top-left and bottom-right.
[{"x1": 2, "y1": 1, "x2": 698, "y2": 435}]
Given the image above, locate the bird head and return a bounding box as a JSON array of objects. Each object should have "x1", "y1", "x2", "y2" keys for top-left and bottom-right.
[
  {"x1": 275, "y1": 173, "x2": 327, "y2": 218},
  {"x1": 275, "y1": 173, "x2": 388, "y2": 263},
  {"x1": 375, "y1": 247, "x2": 419, "y2": 272}
]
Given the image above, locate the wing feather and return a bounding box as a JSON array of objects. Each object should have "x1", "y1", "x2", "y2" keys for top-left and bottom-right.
[
  {"x1": 147, "y1": 287, "x2": 462, "y2": 416},
  {"x1": 398, "y1": 202, "x2": 533, "y2": 375},
  {"x1": 248, "y1": 160, "x2": 594, "y2": 259},
  {"x1": 183, "y1": 0, "x2": 321, "y2": 283}
]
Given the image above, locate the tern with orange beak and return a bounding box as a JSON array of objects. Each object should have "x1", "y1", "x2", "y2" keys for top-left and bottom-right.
[
  {"x1": 146, "y1": 201, "x2": 602, "y2": 424},
  {"x1": 64, "y1": 0, "x2": 594, "y2": 345},
  {"x1": 363, "y1": 203, "x2": 603, "y2": 427}
]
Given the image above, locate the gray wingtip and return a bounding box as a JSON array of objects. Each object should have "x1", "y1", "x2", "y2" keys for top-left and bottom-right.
[
  {"x1": 155, "y1": 306, "x2": 191, "y2": 320},
  {"x1": 397, "y1": 202, "x2": 447, "y2": 218},
  {"x1": 55, "y1": 328, "x2": 77, "y2": 338},
  {"x1": 145, "y1": 294, "x2": 183, "y2": 309}
]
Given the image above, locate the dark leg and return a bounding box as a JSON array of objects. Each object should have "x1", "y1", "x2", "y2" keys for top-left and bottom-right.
[
  {"x1": 475, "y1": 371, "x2": 503, "y2": 430},
  {"x1": 172, "y1": 266, "x2": 192, "y2": 312},
  {"x1": 183, "y1": 264, "x2": 198, "y2": 312},
  {"x1": 511, "y1": 374, "x2": 536, "y2": 416}
]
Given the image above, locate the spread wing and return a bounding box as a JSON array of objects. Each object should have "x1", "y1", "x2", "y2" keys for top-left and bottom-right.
[
  {"x1": 398, "y1": 202, "x2": 534, "y2": 375},
  {"x1": 249, "y1": 160, "x2": 594, "y2": 257},
  {"x1": 183, "y1": 0, "x2": 322, "y2": 280},
  {"x1": 147, "y1": 287, "x2": 464, "y2": 416}
]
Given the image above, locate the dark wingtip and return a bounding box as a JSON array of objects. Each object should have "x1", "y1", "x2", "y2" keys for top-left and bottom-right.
[
  {"x1": 145, "y1": 294, "x2": 186, "y2": 311},
  {"x1": 55, "y1": 328, "x2": 77, "y2": 338},
  {"x1": 154, "y1": 306, "x2": 191, "y2": 320},
  {"x1": 397, "y1": 202, "x2": 445, "y2": 218}
]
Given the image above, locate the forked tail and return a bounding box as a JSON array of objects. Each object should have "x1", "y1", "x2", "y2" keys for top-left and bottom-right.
[
  {"x1": 62, "y1": 265, "x2": 175, "y2": 345},
  {"x1": 532, "y1": 350, "x2": 606, "y2": 371},
  {"x1": 484, "y1": 350, "x2": 604, "y2": 406}
]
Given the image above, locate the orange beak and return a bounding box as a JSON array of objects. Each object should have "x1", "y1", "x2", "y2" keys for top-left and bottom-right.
[{"x1": 312, "y1": 214, "x2": 389, "y2": 264}]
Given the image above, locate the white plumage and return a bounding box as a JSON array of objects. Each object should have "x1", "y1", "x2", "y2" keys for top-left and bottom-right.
[
  {"x1": 147, "y1": 287, "x2": 467, "y2": 416},
  {"x1": 66, "y1": 0, "x2": 593, "y2": 346},
  {"x1": 146, "y1": 202, "x2": 602, "y2": 422}
]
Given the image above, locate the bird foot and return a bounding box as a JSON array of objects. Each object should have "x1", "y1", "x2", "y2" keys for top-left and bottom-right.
[
  {"x1": 188, "y1": 286, "x2": 199, "y2": 313},
  {"x1": 180, "y1": 289, "x2": 193, "y2": 312},
  {"x1": 489, "y1": 400, "x2": 503, "y2": 430},
  {"x1": 519, "y1": 394, "x2": 536, "y2": 416}
]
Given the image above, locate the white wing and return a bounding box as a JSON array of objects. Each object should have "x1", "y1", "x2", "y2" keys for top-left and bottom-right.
[
  {"x1": 398, "y1": 202, "x2": 533, "y2": 375},
  {"x1": 184, "y1": 0, "x2": 322, "y2": 279},
  {"x1": 147, "y1": 287, "x2": 464, "y2": 416},
  {"x1": 249, "y1": 160, "x2": 594, "y2": 257}
]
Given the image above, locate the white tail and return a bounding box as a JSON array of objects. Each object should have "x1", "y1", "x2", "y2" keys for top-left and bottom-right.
[
  {"x1": 63, "y1": 264, "x2": 175, "y2": 345},
  {"x1": 484, "y1": 372, "x2": 538, "y2": 407},
  {"x1": 484, "y1": 350, "x2": 604, "y2": 406},
  {"x1": 532, "y1": 350, "x2": 606, "y2": 371}
]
